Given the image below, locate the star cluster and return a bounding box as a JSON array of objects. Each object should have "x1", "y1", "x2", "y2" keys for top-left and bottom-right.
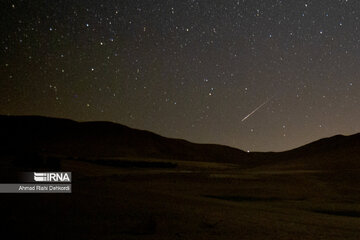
[{"x1": 1, "y1": 0, "x2": 359, "y2": 151}]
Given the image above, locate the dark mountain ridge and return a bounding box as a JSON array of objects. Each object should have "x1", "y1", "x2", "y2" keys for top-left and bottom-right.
[
  {"x1": 0, "y1": 115, "x2": 249, "y2": 164},
  {"x1": 1, "y1": 115, "x2": 359, "y2": 169}
]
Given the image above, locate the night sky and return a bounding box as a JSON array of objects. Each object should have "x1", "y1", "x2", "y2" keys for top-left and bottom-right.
[{"x1": 1, "y1": 0, "x2": 359, "y2": 152}]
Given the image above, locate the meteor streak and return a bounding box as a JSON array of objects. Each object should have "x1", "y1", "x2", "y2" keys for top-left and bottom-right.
[{"x1": 241, "y1": 97, "x2": 273, "y2": 122}]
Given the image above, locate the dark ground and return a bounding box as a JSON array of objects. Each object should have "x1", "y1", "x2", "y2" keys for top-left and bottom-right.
[
  {"x1": 2, "y1": 157, "x2": 360, "y2": 240},
  {"x1": 1, "y1": 116, "x2": 360, "y2": 239}
]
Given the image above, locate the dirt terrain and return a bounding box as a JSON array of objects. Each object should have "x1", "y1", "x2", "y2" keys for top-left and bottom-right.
[
  {"x1": 2, "y1": 157, "x2": 360, "y2": 239},
  {"x1": 1, "y1": 115, "x2": 360, "y2": 239}
]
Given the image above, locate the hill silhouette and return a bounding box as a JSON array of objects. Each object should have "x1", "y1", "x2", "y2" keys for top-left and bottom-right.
[
  {"x1": 270, "y1": 133, "x2": 360, "y2": 170},
  {"x1": 0, "y1": 115, "x2": 250, "y2": 164},
  {"x1": 0, "y1": 115, "x2": 359, "y2": 170}
]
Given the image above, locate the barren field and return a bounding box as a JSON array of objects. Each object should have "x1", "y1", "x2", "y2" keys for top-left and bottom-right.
[{"x1": 3, "y1": 157, "x2": 360, "y2": 239}]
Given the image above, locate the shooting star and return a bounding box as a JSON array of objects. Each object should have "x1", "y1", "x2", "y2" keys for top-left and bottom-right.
[{"x1": 241, "y1": 96, "x2": 274, "y2": 122}]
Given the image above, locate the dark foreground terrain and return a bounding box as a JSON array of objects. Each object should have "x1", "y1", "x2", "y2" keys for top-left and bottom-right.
[{"x1": 1, "y1": 115, "x2": 360, "y2": 239}]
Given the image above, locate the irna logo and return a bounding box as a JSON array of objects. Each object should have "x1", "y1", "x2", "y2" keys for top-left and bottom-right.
[{"x1": 34, "y1": 172, "x2": 71, "y2": 182}]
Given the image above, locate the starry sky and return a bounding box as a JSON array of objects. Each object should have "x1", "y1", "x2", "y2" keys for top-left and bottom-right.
[{"x1": 1, "y1": 0, "x2": 360, "y2": 152}]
